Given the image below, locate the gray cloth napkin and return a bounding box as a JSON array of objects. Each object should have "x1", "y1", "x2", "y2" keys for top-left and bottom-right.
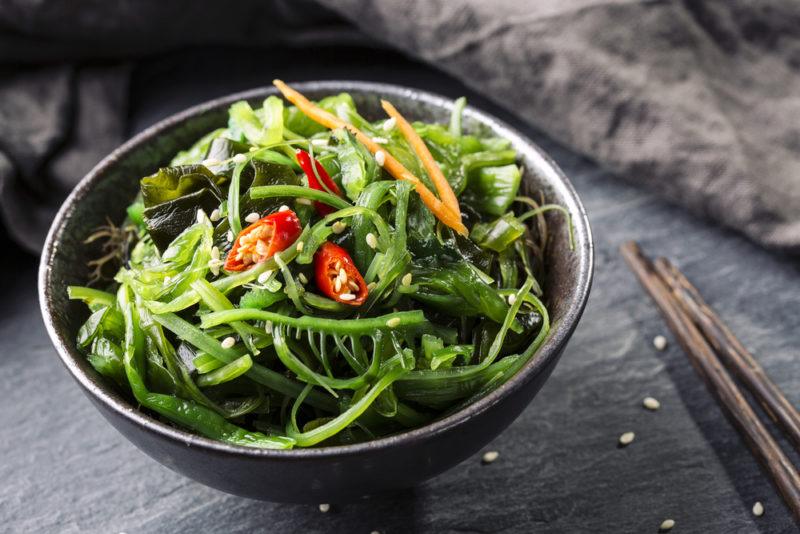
[{"x1": 2, "y1": 0, "x2": 799, "y2": 254}]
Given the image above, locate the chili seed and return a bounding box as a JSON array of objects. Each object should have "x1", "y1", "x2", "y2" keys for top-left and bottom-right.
[
  {"x1": 221, "y1": 337, "x2": 236, "y2": 349},
  {"x1": 245, "y1": 212, "x2": 260, "y2": 223},
  {"x1": 366, "y1": 233, "x2": 378, "y2": 249},
  {"x1": 618, "y1": 432, "x2": 635, "y2": 446},
  {"x1": 339, "y1": 293, "x2": 356, "y2": 301},
  {"x1": 643, "y1": 397, "x2": 661, "y2": 411},
  {"x1": 334, "y1": 279, "x2": 342, "y2": 292},
  {"x1": 209, "y1": 209, "x2": 221, "y2": 222},
  {"x1": 753, "y1": 501, "x2": 764, "y2": 517},
  {"x1": 279, "y1": 205, "x2": 290, "y2": 212},
  {"x1": 659, "y1": 519, "x2": 675, "y2": 531},
  {"x1": 653, "y1": 335, "x2": 668, "y2": 351},
  {"x1": 482, "y1": 451, "x2": 500, "y2": 464}
]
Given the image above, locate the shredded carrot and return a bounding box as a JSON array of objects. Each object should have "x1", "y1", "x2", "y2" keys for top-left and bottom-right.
[
  {"x1": 381, "y1": 100, "x2": 461, "y2": 218},
  {"x1": 273, "y1": 80, "x2": 468, "y2": 236}
]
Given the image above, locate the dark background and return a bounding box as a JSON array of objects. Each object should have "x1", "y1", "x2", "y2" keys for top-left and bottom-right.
[{"x1": 1, "y1": 44, "x2": 798, "y2": 533}]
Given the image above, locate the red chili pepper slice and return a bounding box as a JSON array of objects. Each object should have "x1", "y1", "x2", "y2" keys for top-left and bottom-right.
[
  {"x1": 296, "y1": 149, "x2": 342, "y2": 216},
  {"x1": 314, "y1": 242, "x2": 368, "y2": 306},
  {"x1": 224, "y1": 210, "x2": 302, "y2": 272}
]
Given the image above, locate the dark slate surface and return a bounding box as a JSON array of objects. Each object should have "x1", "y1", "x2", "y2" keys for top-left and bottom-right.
[{"x1": 2, "y1": 48, "x2": 799, "y2": 533}]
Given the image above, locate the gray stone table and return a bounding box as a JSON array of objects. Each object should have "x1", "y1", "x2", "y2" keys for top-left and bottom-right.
[{"x1": 2, "y1": 47, "x2": 798, "y2": 533}]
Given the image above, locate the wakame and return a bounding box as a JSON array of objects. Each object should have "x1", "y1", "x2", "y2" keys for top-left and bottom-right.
[{"x1": 69, "y1": 81, "x2": 571, "y2": 449}]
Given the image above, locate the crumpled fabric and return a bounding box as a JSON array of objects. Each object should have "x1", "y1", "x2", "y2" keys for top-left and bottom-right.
[{"x1": 2, "y1": 0, "x2": 799, "y2": 254}]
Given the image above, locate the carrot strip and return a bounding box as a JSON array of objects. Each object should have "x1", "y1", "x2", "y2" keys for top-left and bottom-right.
[
  {"x1": 273, "y1": 80, "x2": 468, "y2": 236},
  {"x1": 381, "y1": 100, "x2": 461, "y2": 218}
]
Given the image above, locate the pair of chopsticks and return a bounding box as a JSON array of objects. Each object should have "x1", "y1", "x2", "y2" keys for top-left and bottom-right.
[{"x1": 620, "y1": 241, "x2": 800, "y2": 523}]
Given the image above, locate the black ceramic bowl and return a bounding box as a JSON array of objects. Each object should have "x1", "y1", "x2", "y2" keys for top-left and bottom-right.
[{"x1": 39, "y1": 81, "x2": 593, "y2": 503}]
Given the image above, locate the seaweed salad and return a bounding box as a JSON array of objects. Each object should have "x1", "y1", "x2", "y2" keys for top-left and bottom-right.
[{"x1": 68, "y1": 81, "x2": 571, "y2": 449}]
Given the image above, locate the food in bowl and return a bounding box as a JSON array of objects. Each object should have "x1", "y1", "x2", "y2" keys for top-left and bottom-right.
[{"x1": 67, "y1": 81, "x2": 571, "y2": 449}]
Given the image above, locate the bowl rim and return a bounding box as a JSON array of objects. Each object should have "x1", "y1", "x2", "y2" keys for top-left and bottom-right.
[{"x1": 39, "y1": 80, "x2": 593, "y2": 459}]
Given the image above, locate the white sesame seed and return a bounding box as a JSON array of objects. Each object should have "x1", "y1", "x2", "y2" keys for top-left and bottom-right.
[
  {"x1": 249, "y1": 147, "x2": 258, "y2": 152},
  {"x1": 482, "y1": 450, "x2": 500, "y2": 464},
  {"x1": 296, "y1": 241, "x2": 304, "y2": 251},
  {"x1": 659, "y1": 519, "x2": 675, "y2": 531},
  {"x1": 318, "y1": 503, "x2": 330, "y2": 513},
  {"x1": 332, "y1": 221, "x2": 347, "y2": 234},
  {"x1": 233, "y1": 153, "x2": 247, "y2": 164},
  {"x1": 298, "y1": 273, "x2": 308, "y2": 284},
  {"x1": 196, "y1": 209, "x2": 207, "y2": 224},
  {"x1": 221, "y1": 337, "x2": 236, "y2": 349},
  {"x1": 244, "y1": 212, "x2": 260, "y2": 223},
  {"x1": 311, "y1": 138, "x2": 328, "y2": 146},
  {"x1": 753, "y1": 501, "x2": 764, "y2": 517},
  {"x1": 201, "y1": 158, "x2": 221, "y2": 167},
  {"x1": 508, "y1": 294, "x2": 517, "y2": 305},
  {"x1": 653, "y1": 335, "x2": 668, "y2": 351},
  {"x1": 374, "y1": 150, "x2": 386, "y2": 167},
  {"x1": 401, "y1": 273, "x2": 413, "y2": 286},
  {"x1": 371, "y1": 136, "x2": 389, "y2": 144},
  {"x1": 226, "y1": 230, "x2": 234, "y2": 242},
  {"x1": 382, "y1": 117, "x2": 396, "y2": 131},
  {"x1": 386, "y1": 317, "x2": 401, "y2": 328},
  {"x1": 366, "y1": 232, "x2": 378, "y2": 249},
  {"x1": 339, "y1": 293, "x2": 356, "y2": 301},
  {"x1": 257, "y1": 270, "x2": 273, "y2": 285},
  {"x1": 643, "y1": 397, "x2": 661, "y2": 411},
  {"x1": 278, "y1": 204, "x2": 290, "y2": 212},
  {"x1": 209, "y1": 208, "x2": 221, "y2": 222},
  {"x1": 296, "y1": 197, "x2": 313, "y2": 206},
  {"x1": 618, "y1": 431, "x2": 635, "y2": 446}
]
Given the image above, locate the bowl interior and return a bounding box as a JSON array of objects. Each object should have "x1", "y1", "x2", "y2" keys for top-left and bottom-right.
[{"x1": 39, "y1": 81, "x2": 593, "y2": 457}]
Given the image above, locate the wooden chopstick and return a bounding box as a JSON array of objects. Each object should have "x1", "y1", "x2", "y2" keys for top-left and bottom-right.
[
  {"x1": 620, "y1": 241, "x2": 800, "y2": 523},
  {"x1": 653, "y1": 257, "x2": 800, "y2": 452}
]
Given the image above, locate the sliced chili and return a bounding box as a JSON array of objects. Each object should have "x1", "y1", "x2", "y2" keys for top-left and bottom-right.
[
  {"x1": 296, "y1": 149, "x2": 341, "y2": 216},
  {"x1": 313, "y1": 242, "x2": 368, "y2": 306},
  {"x1": 224, "y1": 209, "x2": 302, "y2": 272}
]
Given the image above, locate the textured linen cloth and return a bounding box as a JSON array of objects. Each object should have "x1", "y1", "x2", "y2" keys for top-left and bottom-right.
[{"x1": 2, "y1": 0, "x2": 799, "y2": 253}]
